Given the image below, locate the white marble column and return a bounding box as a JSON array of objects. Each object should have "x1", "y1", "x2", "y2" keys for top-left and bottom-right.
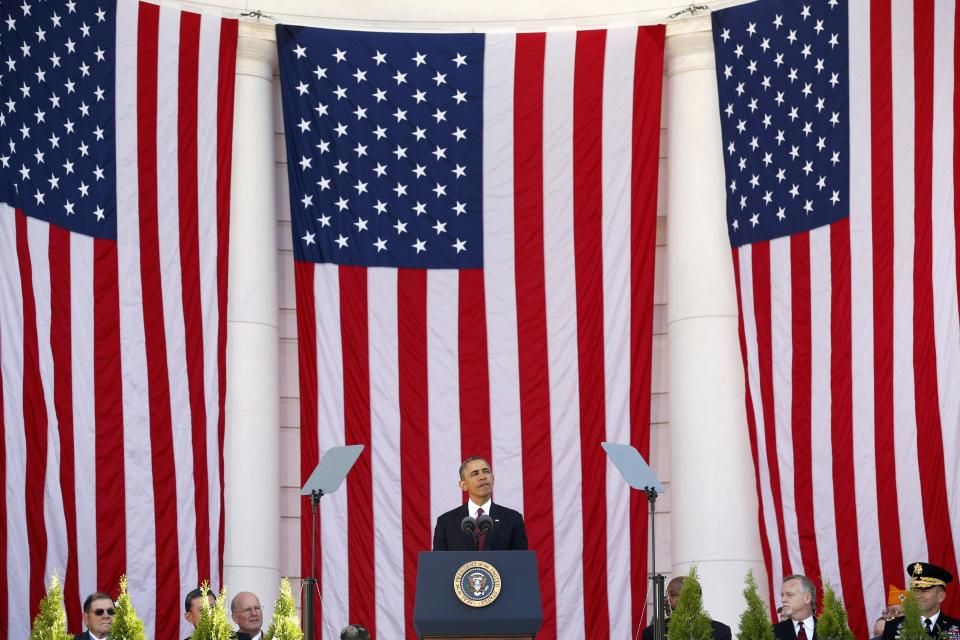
[
  {"x1": 664, "y1": 17, "x2": 768, "y2": 626},
  {"x1": 224, "y1": 21, "x2": 280, "y2": 616}
]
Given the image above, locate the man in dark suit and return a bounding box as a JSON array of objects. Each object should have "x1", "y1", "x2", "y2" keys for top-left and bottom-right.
[
  {"x1": 432, "y1": 456, "x2": 528, "y2": 551},
  {"x1": 882, "y1": 562, "x2": 960, "y2": 640},
  {"x1": 641, "y1": 576, "x2": 732, "y2": 640},
  {"x1": 231, "y1": 591, "x2": 264, "y2": 640},
  {"x1": 74, "y1": 592, "x2": 115, "y2": 640},
  {"x1": 774, "y1": 575, "x2": 817, "y2": 640}
]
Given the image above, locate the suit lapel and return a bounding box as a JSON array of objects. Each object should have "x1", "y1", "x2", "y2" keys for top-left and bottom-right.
[{"x1": 484, "y1": 502, "x2": 503, "y2": 549}]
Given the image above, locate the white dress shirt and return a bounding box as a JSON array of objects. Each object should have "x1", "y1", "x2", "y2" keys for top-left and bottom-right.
[
  {"x1": 922, "y1": 611, "x2": 941, "y2": 631},
  {"x1": 467, "y1": 498, "x2": 492, "y2": 519}
]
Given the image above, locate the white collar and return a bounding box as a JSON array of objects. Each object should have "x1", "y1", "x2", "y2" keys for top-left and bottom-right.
[
  {"x1": 796, "y1": 616, "x2": 814, "y2": 632},
  {"x1": 467, "y1": 498, "x2": 492, "y2": 519},
  {"x1": 923, "y1": 612, "x2": 941, "y2": 627}
]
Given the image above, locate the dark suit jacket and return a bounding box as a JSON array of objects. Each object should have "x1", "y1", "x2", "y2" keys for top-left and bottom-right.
[
  {"x1": 774, "y1": 618, "x2": 817, "y2": 640},
  {"x1": 882, "y1": 612, "x2": 960, "y2": 640},
  {"x1": 432, "y1": 502, "x2": 528, "y2": 551},
  {"x1": 642, "y1": 617, "x2": 732, "y2": 640},
  {"x1": 74, "y1": 633, "x2": 106, "y2": 640}
]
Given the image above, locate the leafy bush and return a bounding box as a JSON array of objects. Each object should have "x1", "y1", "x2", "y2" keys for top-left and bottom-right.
[
  {"x1": 668, "y1": 565, "x2": 714, "y2": 640},
  {"x1": 265, "y1": 577, "x2": 303, "y2": 640},
  {"x1": 30, "y1": 573, "x2": 72, "y2": 640},
  {"x1": 110, "y1": 576, "x2": 146, "y2": 640},
  {"x1": 736, "y1": 570, "x2": 775, "y2": 640},
  {"x1": 191, "y1": 583, "x2": 235, "y2": 640},
  {"x1": 816, "y1": 582, "x2": 854, "y2": 640}
]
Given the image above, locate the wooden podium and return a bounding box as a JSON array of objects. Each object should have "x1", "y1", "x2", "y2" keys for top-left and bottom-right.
[{"x1": 413, "y1": 551, "x2": 542, "y2": 639}]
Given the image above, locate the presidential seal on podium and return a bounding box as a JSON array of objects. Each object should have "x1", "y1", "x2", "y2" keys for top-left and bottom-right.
[{"x1": 453, "y1": 560, "x2": 502, "y2": 607}]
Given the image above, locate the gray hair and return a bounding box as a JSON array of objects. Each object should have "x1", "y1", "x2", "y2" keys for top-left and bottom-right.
[{"x1": 783, "y1": 574, "x2": 817, "y2": 614}]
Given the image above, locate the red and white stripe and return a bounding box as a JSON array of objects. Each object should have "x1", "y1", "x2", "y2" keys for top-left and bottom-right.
[
  {"x1": 296, "y1": 25, "x2": 664, "y2": 640},
  {"x1": 0, "y1": 3, "x2": 237, "y2": 638},
  {"x1": 735, "y1": 1, "x2": 960, "y2": 637}
]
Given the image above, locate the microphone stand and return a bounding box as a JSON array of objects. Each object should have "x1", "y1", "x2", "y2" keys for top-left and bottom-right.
[
  {"x1": 647, "y1": 487, "x2": 666, "y2": 640},
  {"x1": 303, "y1": 489, "x2": 323, "y2": 640}
]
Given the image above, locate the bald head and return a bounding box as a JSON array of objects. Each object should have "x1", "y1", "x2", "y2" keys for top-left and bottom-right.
[
  {"x1": 666, "y1": 576, "x2": 686, "y2": 610},
  {"x1": 231, "y1": 591, "x2": 263, "y2": 635}
]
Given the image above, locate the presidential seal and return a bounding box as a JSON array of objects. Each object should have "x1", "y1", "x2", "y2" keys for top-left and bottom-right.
[{"x1": 453, "y1": 560, "x2": 502, "y2": 607}]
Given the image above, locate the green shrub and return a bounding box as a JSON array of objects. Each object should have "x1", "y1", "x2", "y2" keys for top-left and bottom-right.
[
  {"x1": 668, "y1": 565, "x2": 714, "y2": 640},
  {"x1": 816, "y1": 582, "x2": 854, "y2": 640},
  {"x1": 265, "y1": 577, "x2": 303, "y2": 640},
  {"x1": 894, "y1": 588, "x2": 928, "y2": 640},
  {"x1": 736, "y1": 570, "x2": 775, "y2": 640},
  {"x1": 30, "y1": 573, "x2": 71, "y2": 640},
  {"x1": 191, "y1": 583, "x2": 234, "y2": 640},
  {"x1": 110, "y1": 576, "x2": 146, "y2": 640}
]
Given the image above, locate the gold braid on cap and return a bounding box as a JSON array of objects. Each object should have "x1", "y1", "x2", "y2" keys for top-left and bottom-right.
[{"x1": 911, "y1": 564, "x2": 946, "y2": 588}]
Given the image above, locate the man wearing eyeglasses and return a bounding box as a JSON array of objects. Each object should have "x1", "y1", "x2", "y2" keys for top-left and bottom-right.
[
  {"x1": 231, "y1": 591, "x2": 264, "y2": 640},
  {"x1": 75, "y1": 592, "x2": 115, "y2": 640}
]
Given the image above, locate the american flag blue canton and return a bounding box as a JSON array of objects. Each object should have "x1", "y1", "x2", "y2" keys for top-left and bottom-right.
[
  {"x1": 0, "y1": 0, "x2": 117, "y2": 239},
  {"x1": 712, "y1": 0, "x2": 849, "y2": 248},
  {"x1": 277, "y1": 26, "x2": 485, "y2": 269}
]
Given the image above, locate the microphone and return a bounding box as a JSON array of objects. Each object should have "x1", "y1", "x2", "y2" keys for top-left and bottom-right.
[
  {"x1": 461, "y1": 516, "x2": 477, "y2": 535},
  {"x1": 476, "y1": 513, "x2": 493, "y2": 534}
]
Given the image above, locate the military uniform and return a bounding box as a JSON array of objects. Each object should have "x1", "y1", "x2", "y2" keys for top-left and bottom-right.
[{"x1": 882, "y1": 562, "x2": 959, "y2": 640}]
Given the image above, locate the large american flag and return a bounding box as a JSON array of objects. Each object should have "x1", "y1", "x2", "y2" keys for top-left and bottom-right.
[
  {"x1": 277, "y1": 24, "x2": 665, "y2": 639},
  {"x1": 0, "y1": 1, "x2": 237, "y2": 638},
  {"x1": 713, "y1": 0, "x2": 960, "y2": 636}
]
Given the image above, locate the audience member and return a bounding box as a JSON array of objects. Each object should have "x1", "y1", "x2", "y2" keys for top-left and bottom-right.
[
  {"x1": 231, "y1": 591, "x2": 264, "y2": 640},
  {"x1": 882, "y1": 562, "x2": 959, "y2": 640},
  {"x1": 774, "y1": 574, "x2": 817, "y2": 640},
  {"x1": 75, "y1": 592, "x2": 115, "y2": 640},
  {"x1": 641, "y1": 576, "x2": 732, "y2": 640},
  {"x1": 183, "y1": 587, "x2": 216, "y2": 640}
]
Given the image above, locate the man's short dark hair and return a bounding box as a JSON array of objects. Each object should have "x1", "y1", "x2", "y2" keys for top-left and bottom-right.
[
  {"x1": 783, "y1": 574, "x2": 818, "y2": 614},
  {"x1": 185, "y1": 587, "x2": 216, "y2": 612},
  {"x1": 83, "y1": 592, "x2": 113, "y2": 612},
  {"x1": 459, "y1": 456, "x2": 489, "y2": 480}
]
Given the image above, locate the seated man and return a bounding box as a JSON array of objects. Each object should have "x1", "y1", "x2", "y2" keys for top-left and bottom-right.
[
  {"x1": 870, "y1": 586, "x2": 905, "y2": 640},
  {"x1": 231, "y1": 591, "x2": 265, "y2": 640},
  {"x1": 774, "y1": 574, "x2": 817, "y2": 640},
  {"x1": 882, "y1": 562, "x2": 959, "y2": 640},
  {"x1": 75, "y1": 592, "x2": 115, "y2": 640},
  {"x1": 432, "y1": 456, "x2": 527, "y2": 551},
  {"x1": 183, "y1": 587, "x2": 216, "y2": 640},
  {"x1": 641, "y1": 576, "x2": 732, "y2": 640}
]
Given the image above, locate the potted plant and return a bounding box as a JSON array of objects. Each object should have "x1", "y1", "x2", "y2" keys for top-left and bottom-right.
[
  {"x1": 816, "y1": 582, "x2": 854, "y2": 640},
  {"x1": 265, "y1": 577, "x2": 304, "y2": 640},
  {"x1": 191, "y1": 583, "x2": 234, "y2": 640},
  {"x1": 736, "y1": 570, "x2": 775, "y2": 640},
  {"x1": 30, "y1": 573, "x2": 71, "y2": 640},
  {"x1": 110, "y1": 576, "x2": 147, "y2": 640},
  {"x1": 668, "y1": 565, "x2": 714, "y2": 640}
]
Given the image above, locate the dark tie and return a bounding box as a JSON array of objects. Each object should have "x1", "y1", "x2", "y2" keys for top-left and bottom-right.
[
  {"x1": 924, "y1": 619, "x2": 933, "y2": 636},
  {"x1": 797, "y1": 623, "x2": 808, "y2": 640},
  {"x1": 476, "y1": 507, "x2": 487, "y2": 550}
]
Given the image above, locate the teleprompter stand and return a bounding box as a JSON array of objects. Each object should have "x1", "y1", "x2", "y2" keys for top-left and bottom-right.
[
  {"x1": 602, "y1": 442, "x2": 667, "y2": 640},
  {"x1": 300, "y1": 444, "x2": 364, "y2": 640}
]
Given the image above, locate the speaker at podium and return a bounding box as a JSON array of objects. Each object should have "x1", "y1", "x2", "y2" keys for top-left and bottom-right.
[{"x1": 413, "y1": 550, "x2": 543, "y2": 639}]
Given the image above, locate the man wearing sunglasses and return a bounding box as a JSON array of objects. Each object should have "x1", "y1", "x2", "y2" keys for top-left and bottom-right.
[{"x1": 75, "y1": 592, "x2": 115, "y2": 640}]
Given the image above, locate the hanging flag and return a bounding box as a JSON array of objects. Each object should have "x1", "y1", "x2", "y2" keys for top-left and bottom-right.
[
  {"x1": 713, "y1": 0, "x2": 960, "y2": 636},
  {"x1": 0, "y1": 1, "x2": 238, "y2": 638},
  {"x1": 277, "y1": 23, "x2": 664, "y2": 639}
]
